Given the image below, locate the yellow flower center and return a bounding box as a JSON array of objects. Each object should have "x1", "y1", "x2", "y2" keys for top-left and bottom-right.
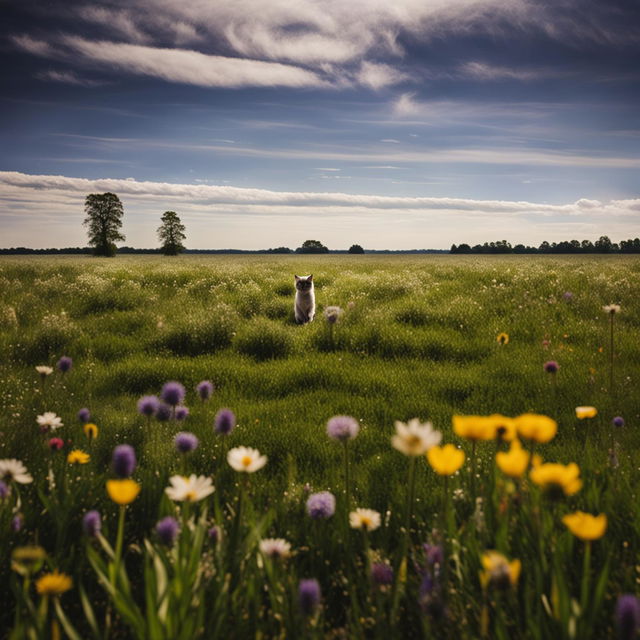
[
  {"x1": 361, "y1": 517, "x2": 372, "y2": 529},
  {"x1": 242, "y1": 455, "x2": 253, "y2": 467},
  {"x1": 186, "y1": 490, "x2": 197, "y2": 501}
]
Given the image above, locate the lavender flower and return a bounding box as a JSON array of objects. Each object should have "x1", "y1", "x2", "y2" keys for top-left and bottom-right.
[
  {"x1": 543, "y1": 361, "x2": 559, "y2": 374},
  {"x1": 175, "y1": 406, "x2": 189, "y2": 421},
  {"x1": 112, "y1": 445, "x2": 136, "y2": 477},
  {"x1": 138, "y1": 395, "x2": 160, "y2": 418},
  {"x1": 298, "y1": 579, "x2": 321, "y2": 616},
  {"x1": 306, "y1": 491, "x2": 336, "y2": 519},
  {"x1": 326, "y1": 415, "x2": 359, "y2": 442},
  {"x1": 175, "y1": 432, "x2": 199, "y2": 453},
  {"x1": 214, "y1": 409, "x2": 236, "y2": 435},
  {"x1": 156, "y1": 516, "x2": 180, "y2": 546},
  {"x1": 161, "y1": 381, "x2": 186, "y2": 407},
  {"x1": 11, "y1": 514, "x2": 23, "y2": 532},
  {"x1": 371, "y1": 562, "x2": 394, "y2": 586},
  {"x1": 613, "y1": 416, "x2": 625, "y2": 428},
  {"x1": 196, "y1": 380, "x2": 214, "y2": 401},
  {"x1": 77, "y1": 408, "x2": 91, "y2": 424},
  {"x1": 208, "y1": 525, "x2": 221, "y2": 544},
  {"x1": 616, "y1": 594, "x2": 640, "y2": 640},
  {"x1": 424, "y1": 544, "x2": 444, "y2": 570},
  {"x1": 56, "y1": 356, "x2": 73, "y2": 373},
  {"x1": 83, "y1": 510, "x2": 101, "y2": 537},
  {"x1": 156, "y1": 403, "x2": 172, "y2": 422},
  {"x1": 0, "y1": 481, "x2": 10, "y2": 500}
]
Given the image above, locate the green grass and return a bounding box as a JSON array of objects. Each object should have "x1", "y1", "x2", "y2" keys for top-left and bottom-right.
[{"x1": 0, "y1": 254, "x2": 639, "y2": 638}]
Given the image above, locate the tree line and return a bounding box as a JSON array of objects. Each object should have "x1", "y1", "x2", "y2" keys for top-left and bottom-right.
[{"x1": 450, "y1": 236, "x2": 640, "y2": 254}]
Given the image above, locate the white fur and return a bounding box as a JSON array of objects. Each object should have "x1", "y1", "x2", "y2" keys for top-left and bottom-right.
[{"x1": 294, "y1": 275, "x2": 315, "y2": 324}]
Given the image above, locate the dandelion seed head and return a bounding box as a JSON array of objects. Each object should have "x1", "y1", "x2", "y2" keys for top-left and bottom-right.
[{"x1": 326, "y1": 415, "x2": 359, "y2": 442}]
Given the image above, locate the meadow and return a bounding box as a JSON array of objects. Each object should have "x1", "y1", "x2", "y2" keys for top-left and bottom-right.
[{"x1": 0, "y1": 254, "x2": 639, "y2": 639}]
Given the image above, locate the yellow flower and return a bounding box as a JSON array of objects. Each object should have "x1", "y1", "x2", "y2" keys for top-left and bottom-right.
[
  {"x1": 480, "y1": 551, "x2": 521, "y2": 590},
  {"x1": 36, "y1": 571, "x2": 73, "y2": 596},
  {"x1": 488, "y1": 414, "x2": 517, "y2": 441},
  {"x1": 496, "y1": 332, "x2": 509, "y2": 345},
  {"x1": 575, "y1": 406, "x2": 597, "y2": 419},
  {"x1": 67, "y1": 449, "x2": 90, "y2": 465},
  {"x1": 496, "y1": 440, "x2": 529, "y2": 478},
  {"x1": 452, "y1": 415, "x2": 495, "y2": 441},
  {"x1": 427, "y1": 444, "x2": 465, "y2": 476},
  {"x1": 11, "y1": 546, "x2": 47, "y2": 576},
  {"x1": 83, "y1": 423, "x2": 99, "y2": 439},
  {"x1": 562, "y1": 511, "x2": 607, "y2": 541},
  {"x1": 515, "y1": 413, "x2": 557, "y2": 443},
  {"x1": 106, "y1": 479, "x2": 141, "y2": 505},
  {"x1": 530, "y1": 462, "x2": 582, "y2": 497}
]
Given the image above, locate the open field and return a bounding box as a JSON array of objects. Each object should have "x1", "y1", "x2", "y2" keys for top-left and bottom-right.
[{"x1": 1, "y1": 254, "x2": 639, "y2": 638}]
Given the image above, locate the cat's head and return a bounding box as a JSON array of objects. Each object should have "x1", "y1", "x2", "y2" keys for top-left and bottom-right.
[{"x1": 294, "y1": 274, "x2": 313, "y2": 291}]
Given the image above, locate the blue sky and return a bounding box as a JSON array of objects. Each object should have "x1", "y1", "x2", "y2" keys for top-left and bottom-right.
[{"x1": 1, "y1": 0, "x2": 639, "y2": 249}]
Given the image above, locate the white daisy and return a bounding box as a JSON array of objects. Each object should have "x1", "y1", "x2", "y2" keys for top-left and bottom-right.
[
  {"x1": 35, "y1": 366, "x2": 53, "y2": 376},
  {"x1": 165, "y1": 475, "x2": 214, "y2": 502},
  {"x1": 36, "y1": 412, "x2": 63, "y2": 432},
  {"x1": 0, "y1": 459, "x2": 33, "y2": 484},
  {"x1": 227, "y1": 446, "x2": 267, "y2": 473},
  {"x1": 259, "y1": 538, "x2": 292, "y2": 559},
  {"x1": 603, "y1": 304, "x2": 621, "y2": 315},
  {"x1": 391, "y1": 419, "x2": 442, "y2": 456},
  {"x1": 349, "y1": 508, "x2": 381, "y2": 532}
]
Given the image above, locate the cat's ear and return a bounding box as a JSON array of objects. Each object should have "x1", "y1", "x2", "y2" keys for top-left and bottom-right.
[
  {"x1": 294, "y1": 275, "x2": 300, "y2": 280},
  {"x1": 308, "y1": 274, "x2": 313, "y2": 281}
]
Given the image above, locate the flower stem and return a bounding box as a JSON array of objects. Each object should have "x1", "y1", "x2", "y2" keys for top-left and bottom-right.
[
  {"x1": 111, "y1": 505, "x2": 126, "y2": 586},
  {"x1": 343, "y1": 441, "x2": 351, "y2": 508}
]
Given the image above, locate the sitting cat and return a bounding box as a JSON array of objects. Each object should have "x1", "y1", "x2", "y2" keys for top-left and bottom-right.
[{"x1": 294, "y1": 275, "x2": 315, "y2": 324}]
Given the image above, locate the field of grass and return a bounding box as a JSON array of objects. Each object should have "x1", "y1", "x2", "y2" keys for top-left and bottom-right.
[{"x1": 1, "y1": 254, "x2": 639, "y2": 639}]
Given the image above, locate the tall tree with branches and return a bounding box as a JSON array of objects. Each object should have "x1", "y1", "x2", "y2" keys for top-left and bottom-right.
[
  {"x1": 158, "y1": 211, "x2": 186, "y2": 255},
  {"x1": 83, "y1": 192, "x2": 125, "y2": 257}
]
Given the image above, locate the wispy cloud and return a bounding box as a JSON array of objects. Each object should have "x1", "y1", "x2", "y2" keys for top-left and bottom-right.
[{"x1": 35, "y1": 70, "x2": 104, "y2": 87}]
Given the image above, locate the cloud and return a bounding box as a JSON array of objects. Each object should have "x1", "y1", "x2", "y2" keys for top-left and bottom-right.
[
  {"x1": 356, "y1": 62, "x2": 409, "y2": 90},
  {"x1": 36, "y1": 70, "x2": 104, "y2": 87},
  {"x1": 78, "y1": 7, "x2": 150, "y2": 43},
  {"x1": 458, "y1": 61, "x2": 566, "y2": 81}
]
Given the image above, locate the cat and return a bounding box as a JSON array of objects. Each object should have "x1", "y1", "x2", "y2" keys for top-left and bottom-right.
[{"x1": 294, "y1": 275, "x2": 315, "y2": 324}]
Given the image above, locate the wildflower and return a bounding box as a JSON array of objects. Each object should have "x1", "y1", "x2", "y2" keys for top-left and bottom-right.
[
  {"x1": 175, "y1": 406, "x2": 189, "y2": 421},
  {"x1": 106, "y1": 479, "x2": 141, "y2": 505},
  {"x1": 161, "y1": 381, "x2": 186, "y2": 407},
  {"x1": 11, "y1": 546, "x2": 47, "y2": 576},
  {"x1": 175, "y1": 432, "x2": 199, "y2": 453},
  {"x1": 543, "y1": 361, "x2": 559, "y2": 374},
  {"x1": 156, "y1": 517, "x2": 180, "y2": 546},
  {"x1": 259, "y1": 538, "x2": 292, "y2": 559},
  {"x1": 227, "y1": 446, "x2": 267, "y2": 473},
  {"x1": 12, "y1": 514, "x2": 23, "y2": 532},
  {"x1": 530, "y1": 462, "x2": 582, "y2": 497},
  {"x1": 576, "y1": 406, "x2": 597, "y2": 419},
  {"x1": 496, "y1": 332, "x2": 509, "y2": 345},
  {"x1": 424, "y1": 544, "x2": 444, "y2": 569},
  {"x1": 371, "y1": 562, "x2": 394, "y2": 586},
  {"x1": 36, "y1": 365, "x2": 53, "y2": 377},
  {"x1": 137, "y1": 395, "x2": 160, "y2": 417},
  {"x1": 0, "y1": 459, "x2": 33, "y2": 484},
  {"x1": 496, "y1": 440, "x2": 530, "y2": 478},
  {"x1": 563, "y1": 291, "x2": 573, "y2": 301},
  {"x1": 452, "y1": 415, "x2": 495, "y2": 442},
  {"x1": 56, "y1": 356, "x2": 72, "y2": 373},
  {"x1": 298, "y1": 579, "x2": 321, "y2": 616},
  {"x1": 323, "y1": 305, "x2": 343, "y2": 324},
  {"x1": 326, "y1": 415, "x2": 359, "y2": 442},
  {"x1": 77, "y1": 408, "x2": 91, "y2": 423},
  {"x1": 36, "y1": 571, "x2": 73, "y2": 596},
  {"x1": 112, "y1": 445, "x2": 136, "y2": 477},
  {"x1": 603, "y1": 304, "x2": 621, "y2": 315},
  {"x1": 208, "y1": 526, "x2": 220, "y2": 544},
  {"x1": 419, "y1": 573, "x2": 445, "y2": 619},
  {"x1": 48, "y1": 437, "x2": 64, "y2": 451},
  {"x1": 36, "y1": 412, "x2": 63, "y2": 433},
  {"x1": 306, "y1": 491, "x2": 336, "y2": 519},
  {"x1": 67, "y1": 449, "x2": 90, "y2": 465},
  {"x1": 214, "y1": 408, "x2": 236, "y2": 435},
  {"x1": 156, "y1": 403, "x2": 172, "y2": 421},
  {"x1": 349, "y1": 508, "x2": 381, "y2": 531},
  {"x1": 613, "y1": 416, "x2": 625, "y2": 428},
  {"x1": 83, "y1": 423, "x2": 98, "y2": 439},
  {"x1": 392, "y1": 418, "x2": 442, "y2": 455},
  {"x1": 0, "y1": 480, "x2": 9, "y2": 499},
  {"x1": 515, "y1": 413, "x2": 557, "y2": 443},
  {"x1": 562, "y1": 511, "x2": 607, "y2": 541},
  {"x1": 196, "y1": 380, "x2": 214, "y2": 401},
  {"x1": 165, "y1": 475, "x2": 214, "y2": 502},
  {"x1": 615, "y1": 594, "x2": 640, "y2": 640},
  {"x1": 480, "y1": 551, "x2": 521, "y2": 590},
  {"x1": 82, "y1": 511, "x2": 101, "y2": 537},
  {"x1": 489, "y1": 414, "x2": 517, "y2": 441},
  {"x1": 427, "y1": 444, "x2": 465, "y2": 476}
]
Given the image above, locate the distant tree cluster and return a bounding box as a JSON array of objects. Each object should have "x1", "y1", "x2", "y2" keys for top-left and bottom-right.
[
  {"x1": 296, "y1": 240, "x2": 329, "y2": 254},
  {"x1": 450, "y1": 236, "x2": 640, "y2": 254}
]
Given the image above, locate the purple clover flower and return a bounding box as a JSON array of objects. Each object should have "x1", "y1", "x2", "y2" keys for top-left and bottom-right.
[
  {"x1": 196, "y1": 380, "x2": 214, "y2": 401},
  {"x1": 543, "y1": 361, "x2": 559, "y2": 374},
  {"x1": 77, "y1": 408, "x2": 91, "y2": 424},
  {"x1": 57, "y1": 356, "x2": 73, "y2": 373},
  {"x1": 175, "y1": 431, "x2": 199, "y2": 453},
  {"x1": 156, "y1": 517, "x2": 180, "y2": 546},
  {"x1": 175, "y1": 406, "x2": 189, "y2": 421},
  {"x1": 298, "y1": 579, "x2": 321, "y2": 616},
  {"x1": 138, "y1": 395, "x2": 160, "y2": 418},
  {"x1": 306, "y1": 491, "x2": 336, "y2": 519},
  {"x1": 371, "y1": 562, "x2": 394, "y2": 586},
  {"x1": 0, "y1": 481, "x2": 10, "y2": 500},
  {"x1": 616, "y1": 594, "x2": 640, "y2": 640},
  {"x1": 214, "y1": 408, "x2": 236, "y2": 435},
  {"x1": 83, "y1": 510, "x2": 101, "y2": 537},
  {"x1": 156, "y1": 403, "x2": 172, "y2": 422},
  {"x1": 613, "y1": 416, "x2": 625, "y2": 428},
  {"x1": 161, "y1": 381, "x2": 186, "y2": 407},
  {"x1": 326, "y1": 415, "x2": 359, "y2": 442},
  {"x1": 112, "y1": 444, "x2": 137, "y2": 477}
]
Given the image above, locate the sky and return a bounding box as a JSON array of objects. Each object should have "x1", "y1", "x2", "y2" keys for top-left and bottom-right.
[{"x1": 1, "y1": 0, "x2": 639, "y2": 250}]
